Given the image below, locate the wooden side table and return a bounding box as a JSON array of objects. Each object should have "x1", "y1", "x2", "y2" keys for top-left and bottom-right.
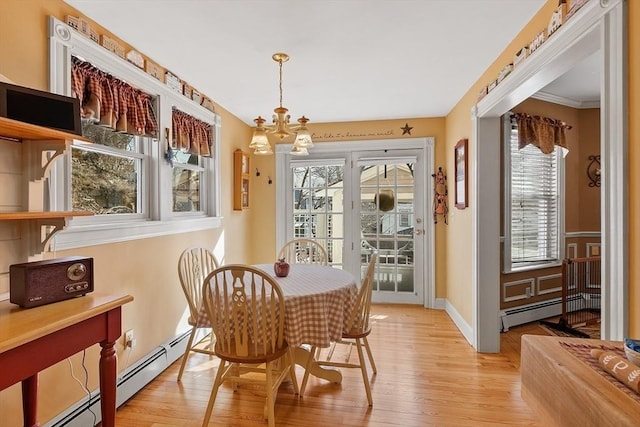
[{"x1": 0, "y1": 293, "x2": 133, "y2": 427}]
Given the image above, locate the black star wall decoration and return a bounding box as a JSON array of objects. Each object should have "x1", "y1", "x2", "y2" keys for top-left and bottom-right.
[{"x1": 401, "y1": 123, "x2": 413, "y2": 135}]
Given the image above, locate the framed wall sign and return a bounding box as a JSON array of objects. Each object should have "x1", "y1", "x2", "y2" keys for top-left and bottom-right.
[{"x1": 454, "y1": 138, "x2": 468, "y2": 209}]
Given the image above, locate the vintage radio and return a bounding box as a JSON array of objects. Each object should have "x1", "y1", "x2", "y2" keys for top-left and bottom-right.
[
  {"x1": 10, "y1": 256, "x2": 94, "y2": 308},
  {"x1": 0, "y1": 81, "x2": 82, "y2": 135}
]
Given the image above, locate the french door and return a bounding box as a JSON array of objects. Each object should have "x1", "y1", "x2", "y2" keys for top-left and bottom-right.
[{"x1": 276, "y1": 139, "x2": 433, "y2": 306}]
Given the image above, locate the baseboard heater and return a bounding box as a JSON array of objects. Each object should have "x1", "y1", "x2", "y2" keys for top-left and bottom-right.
[
  {"x1": 500, "y1": 297, "x2": 562, "y2": 332},
  {"x1": 500, "y1": 294, "x2": 593, "y2": 332},
  {"x1": 44, "y1": 330, "x2": 191, "y2": 427}
]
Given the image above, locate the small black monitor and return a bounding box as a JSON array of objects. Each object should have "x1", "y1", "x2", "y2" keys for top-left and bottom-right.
[{"x1": 0, "y1": 81, "x2": 82, "y2": 135}]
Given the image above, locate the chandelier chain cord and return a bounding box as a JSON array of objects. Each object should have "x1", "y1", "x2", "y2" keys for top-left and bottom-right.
[{"x1": 278, "y1": 59, "x2": 284, "y2": 108}]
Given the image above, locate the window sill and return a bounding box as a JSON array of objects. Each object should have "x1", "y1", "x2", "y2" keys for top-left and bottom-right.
[
  {"x1": 51, "y1": 216, "x2": 223, "y2": 251},
  {"x1": 502, "y1": 261, "x2": 562, "y2": 274}
]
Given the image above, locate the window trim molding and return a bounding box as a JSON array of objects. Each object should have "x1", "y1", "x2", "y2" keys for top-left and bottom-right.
[
  {"x1": 47, "y1": 16, "x2": 222, "y2": 250},
  {"x1": 502, "y1": 114, "x2": 565, "y2": 274}
]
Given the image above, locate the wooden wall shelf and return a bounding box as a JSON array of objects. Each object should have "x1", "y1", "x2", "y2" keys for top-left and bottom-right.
[
  {"x1": 0, "y1": 211, "x2": 93, "y2": 220},
  {"x1": 0, "y1": 117, "x2": 92, "y2": 257},
  {"x1": 0, "y1": 116, "x2": 88, "y2": 143},
  {"x1": 1, "y1": 116, "x2": 90, "y2": 182},
  {"x1": 0, "y1": 211, "x2": 93, "y2": 256},
  {"x1": 234, "y1": 149, "x2": 250, "y2": 211}
]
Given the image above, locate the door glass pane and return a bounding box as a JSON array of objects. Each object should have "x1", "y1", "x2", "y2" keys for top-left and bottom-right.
[
  {"x1": 360, "y1": 162, "x2": 415, "y2": 294},
  {"x1": 291, "y1": 164, "x2": 344, "y2": 267}
]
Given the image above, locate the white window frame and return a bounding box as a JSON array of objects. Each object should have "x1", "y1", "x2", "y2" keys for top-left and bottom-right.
[
  {"x1": 47, "y1": 16, "x2": 221, "y2": 250},
  {"x1": 171, "y1": 150, "x2": 207, "y2": 216},
  {"x1": 502, "y1": 114, "x2": 565, "y2": 273},
  {"x1": 71, "y1": 137, "x2": 148, "y2": 219},
  {"x1": 288, "y1": 158, "x2": 347, "y2": 267}
]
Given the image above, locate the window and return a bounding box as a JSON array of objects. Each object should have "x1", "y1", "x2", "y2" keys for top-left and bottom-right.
[
  {"x1": 172, "y1": 151, "x2": 204, "y2": 213},
  {"x1": 48, "y1": 16, "x2": 220, "y2": 250},
  {"x1": 72, "y1": 121, "x2": 147, "y2": 216},
  {"x1": 503, "y1": 113, "x2": 564, "y2": 272}
]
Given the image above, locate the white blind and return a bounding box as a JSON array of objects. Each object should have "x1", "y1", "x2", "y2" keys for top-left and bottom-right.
[{"x1": 509, "y1": 117, "x2": 560, "y2": 265}]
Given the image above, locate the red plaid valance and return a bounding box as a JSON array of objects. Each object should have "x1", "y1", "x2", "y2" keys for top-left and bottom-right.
[
  {"x1": 172, "y1": 108, "x2": 213, "y2": 157},
  {"x1": 71, "y1": 57, "x2": 158, "y2": 137}
]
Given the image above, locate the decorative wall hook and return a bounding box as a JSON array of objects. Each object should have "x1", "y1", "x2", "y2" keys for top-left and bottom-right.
[
  {"x1": 587, "y1": 155, "x2": 600, "y2": 187},
  {"x1": 431, "y1": 167, "x2": 448, "y2": 224},
  {"x1": 256, "y1": 168, "x2": 261, "y2": 176},
  {"x1": 268, "y1": 176, "x2": 273, "y2": 184}
]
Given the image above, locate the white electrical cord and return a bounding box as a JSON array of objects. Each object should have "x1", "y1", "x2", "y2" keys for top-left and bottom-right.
[
  {"x1": 67, "y1": 351, "x2": 97, "y2": 426},
  {"x1": 119, "y1": 346, "x2": 133, "y2": 381}
]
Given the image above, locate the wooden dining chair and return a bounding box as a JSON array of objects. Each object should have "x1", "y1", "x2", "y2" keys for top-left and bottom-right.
[
  {"x1": 176, "y1": 246, "x2": 219, "y2": 382},
  {"x1": 200, "y1": 265, "x2": 299, "y2": 427},
  {"x1": 278, "y1": 238, "x2": 328, "y2": 265},
  {"x1": 300, "y1": 253, "x2": 378, "y2": 406}
]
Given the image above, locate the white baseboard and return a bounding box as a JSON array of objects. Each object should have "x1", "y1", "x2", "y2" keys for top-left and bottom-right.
[
  {"x1": 434, "y1": 297, "x2": 446, "y2": 309},
  {"x1": 445, "y1": 299, "x2": 474, "y2": 347}
]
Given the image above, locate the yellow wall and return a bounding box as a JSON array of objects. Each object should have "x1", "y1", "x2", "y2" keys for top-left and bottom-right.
[
  {"x1": 444, "y1": 0, "x2": 559, "y2": 324},
  {"x1": 445, "y1": 0, "x2": 638, "y2": 335},
  {"x1": 0, "y1": 0, "x2": 637, "y2": 423},
  {"x1": 252, "y1": 118, "x2": 448, "y2": 297},
  {"x1": 0, "y1": 1, "x2": 253, "y2": 424}
]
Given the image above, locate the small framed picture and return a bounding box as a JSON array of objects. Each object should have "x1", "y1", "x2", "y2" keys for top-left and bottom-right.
[{"x1": 454, "y1": 138, "x2": 468, "y2": 209}]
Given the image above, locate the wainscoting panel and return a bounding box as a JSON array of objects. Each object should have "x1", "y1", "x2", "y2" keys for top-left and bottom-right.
[
  {"x1": 536, "y1": 273, "x2": 562, "y2": 295},
  {"x1": 566, "y1": 243, "x2": 577, "y2": 259},
  {"x1": 586, "y1": 242, "x2": 601, "y2": 257},
  {"x1": 503, "y1": 278, "x2": 535, "y2": 303}
]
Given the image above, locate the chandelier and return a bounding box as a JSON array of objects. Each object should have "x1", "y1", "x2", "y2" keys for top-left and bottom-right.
[{"x1": 249, "y1": 53, "x2": 313, "y2": 156}]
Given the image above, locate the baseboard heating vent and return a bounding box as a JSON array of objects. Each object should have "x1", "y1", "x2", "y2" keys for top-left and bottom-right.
[
  {"x1": 164, "y1": 330, "x2": 194, "y2": 362},
  {"x1": 500, "y1": 298, "x2": 563, "y2": 332},
  {"x1": 116, "y1": 346, "x2": 168, "y2": 407},
  {"x1": 44, "y1": 331, "x2": 191, "y2": 427}
]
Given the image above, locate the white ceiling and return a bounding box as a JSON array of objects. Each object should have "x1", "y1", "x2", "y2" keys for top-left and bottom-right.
[
  {"x1": 63, "y1": 0, "x2": 567, "y2": 125},
  {"x1": 536, "y1": 51, "x2": 601, "y2": 108}
]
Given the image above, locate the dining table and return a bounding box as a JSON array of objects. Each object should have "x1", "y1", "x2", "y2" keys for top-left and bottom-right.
[{"x1": 197, "y1": 263, "x2": 359, "y2": 383}]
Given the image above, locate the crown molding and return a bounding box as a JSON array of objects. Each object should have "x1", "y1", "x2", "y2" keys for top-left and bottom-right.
[{"x1": 532, "y1": 91, "x2": 600, "y2": 109}]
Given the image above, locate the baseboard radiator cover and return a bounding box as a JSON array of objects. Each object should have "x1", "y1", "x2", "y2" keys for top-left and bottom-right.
[
  {"x1": 500, "y1": 298, "x2": 563, "y2": 332},
  {"x1": 44, "y1": 330, "x2": 191, "y2": 427},
  {"x1": 499, "y1": 293, "x2": 595, "y2": 332}
]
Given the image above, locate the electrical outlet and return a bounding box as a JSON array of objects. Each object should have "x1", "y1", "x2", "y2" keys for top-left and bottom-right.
[{"x1": 124, "y1": 329, "x2": 135, "y2": 348}]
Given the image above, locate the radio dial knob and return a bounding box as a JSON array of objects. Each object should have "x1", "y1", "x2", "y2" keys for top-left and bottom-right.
[{"x1": 67, "y1": 263, "x2": 87, "y2": 281}]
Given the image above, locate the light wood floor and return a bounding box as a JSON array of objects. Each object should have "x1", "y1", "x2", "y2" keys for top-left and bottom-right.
[{"x1": 113, "y1": 304, "x2": 550, "y2": 426}]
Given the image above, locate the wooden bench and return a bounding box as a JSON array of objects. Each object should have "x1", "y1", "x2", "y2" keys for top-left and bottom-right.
[{"x1": 521, "y1": 335, "x2": 640, "y2": 427}]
